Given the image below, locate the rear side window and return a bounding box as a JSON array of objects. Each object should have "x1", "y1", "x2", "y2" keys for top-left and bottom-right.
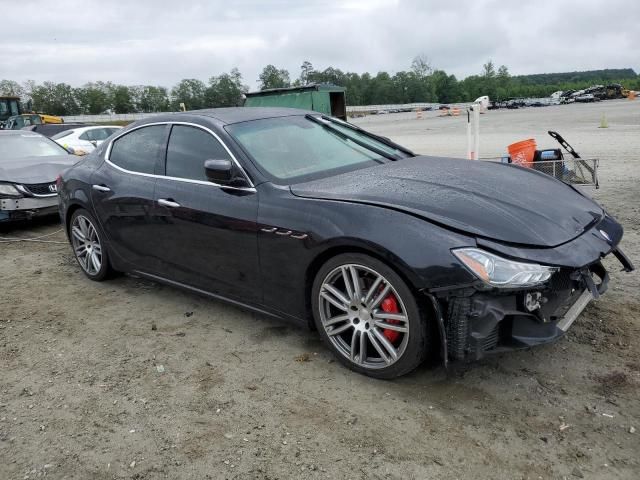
[
  {"x1": 79, "y1": 130, "x2": 94, "y2": 141},
  {"x1": 52, "y1": 130, "x2": 74, "y2": 140},
  {"x1": 80, "y1": 128, "x2": 114, "y2": 141},
  {"x1": 165, "y1": 125, "x2": 230, "y2": 181},
  {"x1": 108, "y1": 125, "x2": 165, "y2": 174}
]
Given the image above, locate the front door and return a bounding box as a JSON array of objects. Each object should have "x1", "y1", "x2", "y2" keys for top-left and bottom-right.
[{"x1": 151, "y1": 124, "x2": 261, "y2": 303}]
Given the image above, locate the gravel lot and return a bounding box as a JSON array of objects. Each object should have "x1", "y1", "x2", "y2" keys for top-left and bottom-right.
[{"x1": 1, "y1": 100, "x2": 639, "y2": 480}]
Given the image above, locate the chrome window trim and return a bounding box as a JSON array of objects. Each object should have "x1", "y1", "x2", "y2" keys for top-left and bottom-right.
[{"x1": 104, "y1": 121, "x2": 256, "y2": 192}]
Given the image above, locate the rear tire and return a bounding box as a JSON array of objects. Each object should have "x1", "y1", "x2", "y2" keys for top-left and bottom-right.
[
  {"x1": 312, "y1": 253, "x2": 428, "y2": 379},
  {"x1": 68, "y1": 208, "x2": 114, "y2": 281}
]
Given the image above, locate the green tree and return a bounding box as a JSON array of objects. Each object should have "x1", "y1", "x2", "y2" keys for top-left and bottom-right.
[
  {"x1": 205, "y1": 68, "x2": 247, "y2": 107},
  {"x1": 0, "y1": 80, "x2": 23, "y2": 97},
  {"x1": 411, "y1": 54, "x2": 432, "y2": 79},
  {"x1": 135, "y1": 86, "x2": 170, "y2": 112},
  {"x1": 170, "y1": 79, "x2": 207, "y2": 110},
  {"x1": 482, "y1": 60, "x2": 496, "y2": 78},
  {"x1": 432, "y1": 70, "x2": 460, "y2": 103},
  {"x1": 299, "y1": 61, "x2": 314, "y2": 85},
  {"x1": 111, "y1": 85, "x2": 134, "y2": 113},
  {"x1": 31, "y1": 82, "x2": 79, "y2": 115},
  {"x1": 258, "y1": 65, "x2": 291, "y2": 90},
  {"x1": 76, "y1": 82, "x2": 111, "y2": 114}
]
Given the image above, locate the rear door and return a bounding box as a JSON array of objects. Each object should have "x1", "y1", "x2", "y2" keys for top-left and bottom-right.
[
  {"x1": 91, "y1": 124, "x2": 168, "y2": 272},
  {"x1": 151, "y1": 123, "x2": 261, "y2": 303}
]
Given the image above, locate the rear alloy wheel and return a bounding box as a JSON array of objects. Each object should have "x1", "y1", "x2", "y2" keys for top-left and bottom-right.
[
  {"x1": 69, "y1": 209, "x2": 113, "y2": 281},
  {"x1": 312, "y1": 253, "x2": 428, "y2": 378}
]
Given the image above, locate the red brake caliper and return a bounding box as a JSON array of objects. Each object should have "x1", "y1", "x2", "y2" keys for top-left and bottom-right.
[{"x1": 380, "y1": 294, "x2": 401, "y2": 344}]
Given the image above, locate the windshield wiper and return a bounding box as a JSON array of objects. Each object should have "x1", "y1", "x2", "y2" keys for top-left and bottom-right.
[
  {"x1": 305, "y1": 114, "x2": 401, "y2": 161},
  {"x1": 320, "y1": 115, "x2": 415, "y2": 156}
]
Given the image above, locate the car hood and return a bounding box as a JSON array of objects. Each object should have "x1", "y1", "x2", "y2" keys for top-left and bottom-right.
[
  {"x1": 0, "y1": 155, "x2": 78, "y2": 184},
  {"x1": 290, "y1": 156, "x2": 603, "y2": 247}
]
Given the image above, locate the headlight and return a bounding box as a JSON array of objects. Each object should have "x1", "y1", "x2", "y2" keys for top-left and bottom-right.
[
  {"x1": 452, "y1": 247, "x2": 558, "y2": 288},
  {"x1": 0, "y1": 183, "x2": 21, "y2": 197}
]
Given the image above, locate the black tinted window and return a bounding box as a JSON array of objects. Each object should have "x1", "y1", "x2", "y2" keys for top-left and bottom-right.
[
  {"x1": 109, "y1": 125, "x2": 165, "y2": 174},
  {"x1": 166, "y1": 125, "x2": 230, "y2": 181},
  {"x1": 80, "y1": 128, "x2": 113, "y2": 141}
]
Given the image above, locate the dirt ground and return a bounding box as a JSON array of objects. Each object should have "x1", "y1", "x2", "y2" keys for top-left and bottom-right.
[{"x1": 1, "y1": 100, "x2": 639, "y2": 480}]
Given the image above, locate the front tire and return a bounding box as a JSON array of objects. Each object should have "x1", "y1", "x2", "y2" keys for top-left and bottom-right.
[
  {"x1": 69, "y1": 208, "x2": 113, "y2": 281},
  {"x1": 312, "y1": 253, "x2": 428, "y2": 379}
]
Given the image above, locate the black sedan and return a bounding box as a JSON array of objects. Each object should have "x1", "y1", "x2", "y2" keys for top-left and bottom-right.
[
  {"x1": 0, "y1": 130, "x2": 77, "y2": 222},
  {"x1": 57, "y1": 108, "x2": 634, "y2": 378}
]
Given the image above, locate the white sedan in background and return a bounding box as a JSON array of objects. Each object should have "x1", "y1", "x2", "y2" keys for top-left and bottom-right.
[{"x1": 52, "y1": 125, "x2": 122, "y2": 155}]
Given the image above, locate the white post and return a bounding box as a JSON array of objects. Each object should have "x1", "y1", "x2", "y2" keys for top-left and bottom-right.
[
  {"x1": 466, "y1": 109, "x2": 472, "y2": 159},
  {"x1": 473, "y1": 104, "x2": 480, "y2": 160}
]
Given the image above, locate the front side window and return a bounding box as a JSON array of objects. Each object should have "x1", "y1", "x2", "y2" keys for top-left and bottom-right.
[
  {"x1": 108, "y1": 125, "x2": 165, "y2": 174},
  {"x1": 165, "y1": 125, "x2": 230, "y2": 181}
]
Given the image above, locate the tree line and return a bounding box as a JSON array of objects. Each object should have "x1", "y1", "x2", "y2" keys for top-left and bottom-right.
[{"x1": 1, "y1": 59, "x2": 637, "y2": 116}]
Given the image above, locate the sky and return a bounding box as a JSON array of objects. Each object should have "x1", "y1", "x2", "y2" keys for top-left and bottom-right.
[{"x1": 3, "y1": 0, "x2": 638, "y2": 90}]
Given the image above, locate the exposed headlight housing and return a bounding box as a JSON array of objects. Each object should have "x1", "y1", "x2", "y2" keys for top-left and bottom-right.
[
  {"x1": 452, "y1": 247, "x2": 558, "y2": 288},
  {"x1": 0, "y1": 183, "x2": 22, "y2": 198}
]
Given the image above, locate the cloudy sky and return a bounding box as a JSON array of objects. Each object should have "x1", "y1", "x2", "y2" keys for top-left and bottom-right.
[{"x1": 3, "y1": 0, "x2": 638, "y2": 90}]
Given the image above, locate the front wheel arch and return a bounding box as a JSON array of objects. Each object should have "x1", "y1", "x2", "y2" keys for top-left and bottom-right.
[{"x1": 64, "y1": 203, "x2": 85, "y2": 238}]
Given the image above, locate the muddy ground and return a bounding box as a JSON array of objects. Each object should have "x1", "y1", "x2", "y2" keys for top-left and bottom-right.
[{"x1": 1, "y1": 100, "x2": 639, "y2": 479}]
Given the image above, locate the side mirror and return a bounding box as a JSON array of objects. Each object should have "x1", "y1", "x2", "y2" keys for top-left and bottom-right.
[
  {"x1": 204, "y1": 159, "x2": 233, "y2": 183},
  {"x1": 90, "y1": 140, "x2": 98, "y2": 147}
]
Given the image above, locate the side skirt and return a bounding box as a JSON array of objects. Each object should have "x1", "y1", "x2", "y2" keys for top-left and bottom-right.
[{"x1": 132, "y1": 270, "x2": 303, "y2": 324}]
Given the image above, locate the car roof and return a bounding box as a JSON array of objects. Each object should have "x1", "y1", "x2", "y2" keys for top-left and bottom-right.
[
  {"x1": 179, "y1": 107, "x2": 314, "y2": 125},
  {"x1": 69, "y1": 125, "x2": 122, "y2": 132}
]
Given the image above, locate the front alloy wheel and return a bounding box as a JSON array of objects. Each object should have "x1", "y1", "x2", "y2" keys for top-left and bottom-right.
[{"x1": 313, "y1": 253, "x2": 428, "y2": 378}]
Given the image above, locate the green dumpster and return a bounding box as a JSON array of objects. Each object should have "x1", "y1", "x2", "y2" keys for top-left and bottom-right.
[{"x1": 244, "y1": 84, "x2": 346, "y2": 120}]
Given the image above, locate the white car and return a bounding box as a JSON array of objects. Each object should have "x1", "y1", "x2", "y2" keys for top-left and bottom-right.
[{"x1": 52, "y1": 126, "x2": 122, "y2": 154}]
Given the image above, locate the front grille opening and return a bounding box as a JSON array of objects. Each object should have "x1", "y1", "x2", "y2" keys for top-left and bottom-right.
[{"x1": 23, "y1": 183, "x2": 56, "y2": 195}]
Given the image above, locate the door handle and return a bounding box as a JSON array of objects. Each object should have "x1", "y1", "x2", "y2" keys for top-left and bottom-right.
[
  {"x1": 158, "y1": 198, "x2": 181, "y2": 208},
  {"x1": 92, "y1": 184, "x2": 111, "y2": 192}
]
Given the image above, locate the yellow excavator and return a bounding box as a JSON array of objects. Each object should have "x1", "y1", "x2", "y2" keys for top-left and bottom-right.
[
  {"x1": 0, "y1": 96, "x2": 64, "y2": 129},
  {"x1": 3, "y1": 112, "x2": 65, "y2": 130}
]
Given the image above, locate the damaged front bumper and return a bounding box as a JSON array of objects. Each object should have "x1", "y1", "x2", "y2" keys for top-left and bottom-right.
[
  {"x1": 0, "y1": 196, "x2": 59, "y2": 222},
  {"x1": 430, "y1": 248, "x2": 634, "y2": 362}
]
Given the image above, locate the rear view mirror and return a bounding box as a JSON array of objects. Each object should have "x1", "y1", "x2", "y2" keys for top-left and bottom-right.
[{"x1": 204, "y1": 159, "x2": 233, "y2": 183}]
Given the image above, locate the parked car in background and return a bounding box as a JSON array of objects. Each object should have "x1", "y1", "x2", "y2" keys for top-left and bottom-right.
[
  {"x1": 575, "y1": 94, "x2": 599, "y2": 103},
  {"x1": 2, "y1": 113, "x2": 65, "y2": 130},
  {"x1": 52, "y1": 126, "x2": 122, "y2": 155},
  {"x1": 58, "y1": 108, "x2": 633, "y2": 378},
  {"x1": 0, "y1": 131, "x2": 77, "y2": 222},
  {"x1": 22, "y1": 122, "x2": 94, "y2": 138}
]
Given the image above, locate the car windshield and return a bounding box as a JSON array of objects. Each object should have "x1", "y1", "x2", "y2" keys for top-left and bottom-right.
[
  {"x1": 0, "y1": 133, "x2": 69, "y2": 161},
  {"x1": 227, "y1": 115, "x2": 408, "y2": 183}
]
